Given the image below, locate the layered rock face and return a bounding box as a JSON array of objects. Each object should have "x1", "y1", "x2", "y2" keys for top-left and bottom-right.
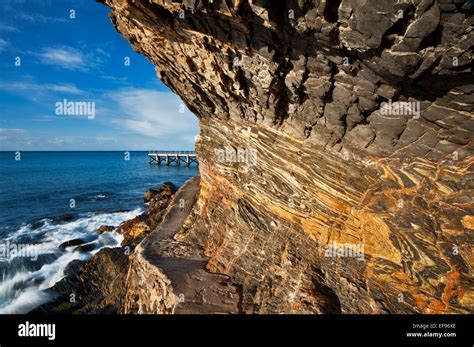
[{"x1": 99, "y1": 0, "x2": 473, "y2": 313}]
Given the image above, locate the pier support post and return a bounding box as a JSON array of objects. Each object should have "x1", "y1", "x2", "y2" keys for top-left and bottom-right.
[{"x1": 148, "y1": 151, "x2": 197, "y2": 167}]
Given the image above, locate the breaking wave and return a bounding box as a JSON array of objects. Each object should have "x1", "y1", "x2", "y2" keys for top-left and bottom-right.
[{"x1": 0, "y1": 208, "x2": 142, "y2": 314}]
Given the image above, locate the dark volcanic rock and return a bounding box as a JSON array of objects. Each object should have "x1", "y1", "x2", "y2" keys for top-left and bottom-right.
[
  {"x1": 63, "y1": 259, "x2": 85, "y2": 277},
  {"x1": 73, "y1": 243, "x2": 98, "y2": 253},
  {"x1": 94, "y1": 0, "x2": 473, "y2": 314},
  {"x1": 35, "y1": 247, "x2": 129, "y2": 314},
  {"x1": 30, "y1": 220, "x2": 46, "y2": 230},
  {"x1": 59, "y1": 239, "x2": 85, "y2": 250},
  {"x1": 95, "y1": 209, "x2": 129, "y2": 215},
  {"x1": 53, "y1": 213, "x2": 74, "y2": 223}
]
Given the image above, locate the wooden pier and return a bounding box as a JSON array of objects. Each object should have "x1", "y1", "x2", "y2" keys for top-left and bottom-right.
[{"x1": 148, "y1": 150, "x2": 198, "y2": 167}]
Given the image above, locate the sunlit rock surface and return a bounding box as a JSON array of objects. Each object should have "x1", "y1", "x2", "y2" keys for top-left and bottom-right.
[{"x1": 99, "y1": 0, "x2": 473, "y2": 313}]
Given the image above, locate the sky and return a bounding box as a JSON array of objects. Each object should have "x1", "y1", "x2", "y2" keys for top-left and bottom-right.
[{"x1": 0, "y1": 0, "x2": 199, "y2": 151}]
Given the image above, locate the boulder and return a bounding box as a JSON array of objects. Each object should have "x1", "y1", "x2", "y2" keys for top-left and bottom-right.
[
  {"x1": 59, "y1": 239, "x2": 85, "y2": 250},
  {"x1": 98, "y1": 225, "x2": 115, "y2": 233},
  {"x1": 73, "y1": 243, "x2": 98, "y2": 253},
  {"x1": 53, "y1": 213, "x2": 74, "y2": 223}
]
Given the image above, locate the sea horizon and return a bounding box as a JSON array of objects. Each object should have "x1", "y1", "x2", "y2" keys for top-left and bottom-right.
[{"x1": 0, "y1": 151, "x2": 198, "y2": 313}]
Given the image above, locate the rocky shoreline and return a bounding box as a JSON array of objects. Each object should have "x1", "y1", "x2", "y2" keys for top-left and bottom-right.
[
  {"x1": 32, "y1": 181, "x2": 181, "y2": 313},
  {"x1": 33, "y1": 177, "x2": 241, "y2": 314}
]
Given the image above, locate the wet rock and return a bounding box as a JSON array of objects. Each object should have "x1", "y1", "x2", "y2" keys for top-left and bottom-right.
[
  {"x1": 34, "y1": 247, "x2": 129, "y2": 314},
  {"x1": 97, "y1": 233, "x2": 118, "y2": 247},
  {"x1": 53, "y1": 213, "x2": 74, "y2": 223},
  {"x1": 30, "y1": 220, "x2": 46, "y2": 230},
  {"x1": 98, "y1": 225, "x2": 115, "y2": 233},
  {"x1": 63, "y1": 259, "x2": 85, "y2": 277},
  {"x1": 95, "y1": 209, "x2": 129, "y2": 215},
  {"x1": 73, "y1": 243, "x2": 97, "y2": 253},
  {"x1": 59, "y1": 239, "x2": 85, "y2": 250},
  {"x1": 4, "y1": 253, "x2": 60, "y2": 274},
  {"x1": 35, "y1": 179, "x2": 205, "y2": 314}
]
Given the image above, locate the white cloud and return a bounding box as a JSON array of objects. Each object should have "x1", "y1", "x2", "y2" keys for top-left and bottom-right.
[
  {"x1": 38, "y1": 46, "x2": 87, "y2": 71},
  {"x1": 0, "y1": 23, "x2": 19, "y2": 32},
  {"x1": 101, "y1": 75, "x2": 128, "y2": 82},
  {"x1": 0, "y1": 86, "x2": 199, "y2": 150},
  {"x1": 0, "y1": 128, "x2": 28, "y2": 149},
  {"x1": 0, "y1": 38, "x2": 8, "y2": 52},
  {"x1": 0, "y1": 128, "x2": 27, "y2": 135},
  {"x1": 16, "y1": 11, "x2": 68, "y2": 23},
  {"x1": 0, "y1": 81, "x2": 84, "y2": 95},
  {"x1": 107, "y1": 88, "x2": 199, "y2": 143},
  {"x1": 47, "y1": 84, "x2": 84, "y2": 94},
  {"x1": 0, "y1": 3, "x2": 68, "y2": 23},
  {"x1": 0, "y1": 128, "x2": 170, "y2": 151}
]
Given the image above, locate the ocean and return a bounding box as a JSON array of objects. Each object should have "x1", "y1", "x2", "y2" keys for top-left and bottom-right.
[{"x1": 0, "y1": 151, "x2": 198, "y2": 313}]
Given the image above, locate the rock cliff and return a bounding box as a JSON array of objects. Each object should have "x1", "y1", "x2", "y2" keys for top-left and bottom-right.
[{"x1": 98, "y1": 0, "x2": 473, "y2": 313}]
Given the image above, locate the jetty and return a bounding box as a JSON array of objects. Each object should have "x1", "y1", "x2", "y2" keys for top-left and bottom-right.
[{"x1": 148, "y1": 150, "x2": 198, "y2": 167}]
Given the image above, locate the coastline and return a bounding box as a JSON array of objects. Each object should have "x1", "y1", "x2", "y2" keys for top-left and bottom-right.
[
  {"x1": 0, "y1": 151, "x2": 199, "y2": 313},
  {"x1": 31, "y1": 176, "x2": 234, "y2": 314}
]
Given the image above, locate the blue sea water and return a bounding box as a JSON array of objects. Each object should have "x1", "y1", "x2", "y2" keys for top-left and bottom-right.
[{"x1": 0, "y1": 151, "x2": 198, "y2": 313}]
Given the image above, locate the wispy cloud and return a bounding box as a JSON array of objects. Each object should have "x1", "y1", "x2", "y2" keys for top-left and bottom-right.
[
  {"x1": 0, "y1": 23, "x2": 19, "y2": 32},
  {"x1": 95, "y1": 47, "x2": 111, "y2": 58},
  {"x1": 0, "y1": 38, "x2": 8, "y2": 52},
  {"x1": 0, "y1": 128, "x2": 125, "y2": 151},
  {"x1": 37, "y1": 46, "x2": 88, "y2": 71},
  {"x1": 0, "y1": 128, "x2": 29, "y2": 149},
  {"x1": 0, "y1": 81, "x2": 84, "y2": 95},
  {"x1": 31, "y1": 115, "x2": 56, "y2": 122},
  {"x1": 16, "y1": 11, "x2": 68, "y2": 24},
  {"x1": 101, "y1": 75, "x2": 128, "y2": 82},
  {"x1": 107, "y1": 88, "x2": 198, "y2": 139},
  {"x1": 0, "y1": 3, "x2": 68, "y2": 23},
  {"x1": 0, "y1": 128, "x2": 27, "y2": 135}
]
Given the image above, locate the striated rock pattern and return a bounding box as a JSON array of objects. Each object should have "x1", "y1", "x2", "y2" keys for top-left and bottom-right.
[
  {"x1": 99, "y1": 0, "x2": 474, "y2": 313},
  {"x1": 123, "y1": 176, "x2": 241, "y2": 314}
]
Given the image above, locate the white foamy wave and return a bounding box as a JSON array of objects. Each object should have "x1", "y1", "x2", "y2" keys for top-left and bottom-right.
[
  {"x1": 2, "y1": 209, "x2": 141, "y2": 261},
  {"x1": 0, "y1": 287, "x2": 52, "y2": 314},
  {"x1": 92, "y1": 194, "x2": 107, "y2": 200},
  {"x1": 0, "y1": 208, "x2": 142, "y2": 313}
]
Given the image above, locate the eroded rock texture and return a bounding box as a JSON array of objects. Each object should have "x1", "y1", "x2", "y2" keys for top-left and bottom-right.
[{"x1": 99, "y1": 0, "x2": 474, "y2": 313}]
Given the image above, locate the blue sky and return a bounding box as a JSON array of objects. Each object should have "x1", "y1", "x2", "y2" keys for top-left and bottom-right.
[{"x1": 0, "y1": 0, "x2": 199, "y2": 151}]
